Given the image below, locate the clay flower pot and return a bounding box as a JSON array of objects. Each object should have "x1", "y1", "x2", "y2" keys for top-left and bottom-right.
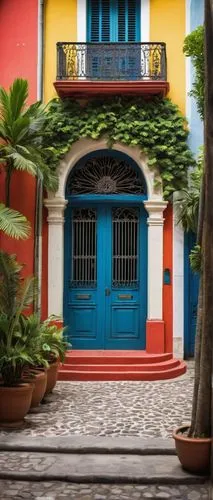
[
  {"x1": 173, "y1": 425, "x2": 212, "y2": 473},
  {"x1": 45, "y1": 360, "x2": 59, "y2": 395},
  {"x1": 0, "y1": 383, "x2": 33, "y2": 428},
  {"x1": 23, "y1": 370, "x2": 47, "y2": 408}
]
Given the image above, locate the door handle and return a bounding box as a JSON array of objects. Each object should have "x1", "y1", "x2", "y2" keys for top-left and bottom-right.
[{"x1": 105, "y1": 288, "x2": 111, "y2": 296}]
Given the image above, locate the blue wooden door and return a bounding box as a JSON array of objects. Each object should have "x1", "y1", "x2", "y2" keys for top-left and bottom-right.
[
  {"x1": 87, "y1": 0, "x2": 141, "y2": 80},
  {"x1": 184, "y1": 232, "x2": 200, "y2": 357},
  {"x1": 64, "y1": 203, "x2": 147, "y2": 349}
]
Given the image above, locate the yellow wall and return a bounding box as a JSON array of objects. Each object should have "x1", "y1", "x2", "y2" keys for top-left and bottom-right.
[
  {"x1": 44, "y1": 0, "x2": 77, "y2": 103},
  {"x1": 44, "y1": 0, "x2": 186, "y2": 112},
  {"x1": 150, "y1": 0, "x2": 186, "y2": 114}
]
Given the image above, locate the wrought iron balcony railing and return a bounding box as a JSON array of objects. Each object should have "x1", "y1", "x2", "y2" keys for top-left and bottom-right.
[{"x1": 56, "y1": 42, "x2": 167, "y2": 81}]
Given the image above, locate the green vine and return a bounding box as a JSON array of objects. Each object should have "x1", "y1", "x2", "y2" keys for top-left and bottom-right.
[{"x1": 43, "y1": 97, "x2": 195, "y2": 199}]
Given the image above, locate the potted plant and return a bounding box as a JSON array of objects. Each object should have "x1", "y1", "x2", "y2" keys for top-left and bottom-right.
[
  {"x1": 40, "y1": 317, "x2": 68, "y2": 395},
  {"x1": 0, "y1": 251, "x2": 35, "y2": 426},
  {"x1": 173, "y1": 18, "x2": 212, "y2": 473},
  {"x1": 19, "y1": 314, "x2": 49, "y2": 408}
]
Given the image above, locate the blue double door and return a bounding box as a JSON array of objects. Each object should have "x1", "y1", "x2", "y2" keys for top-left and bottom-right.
[
  {"x1": 64, "y1": 203, "x2": 147, "y2": 350},
  {"x1": 184, "y1": 232, "x2": 199, "y2": 357}
]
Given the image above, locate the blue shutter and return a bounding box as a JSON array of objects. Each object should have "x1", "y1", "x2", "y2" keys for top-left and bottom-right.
[
  {"x1": 88, "y1": 0, "x2": 111, "y2": 42},
  {"x1": 88, "y1": 0, "x2": 140, "y2": 43},
  {"x1": 89, "y1": 0, "x2": 100, "y2": 42},
  {"x1": 117, "y1": 0, "x2": 140, "y2": 42}
]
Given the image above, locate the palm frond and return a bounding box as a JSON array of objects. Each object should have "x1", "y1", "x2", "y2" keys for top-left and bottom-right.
[
  {"x1": 9, "y1": 79, "x2": 28, "y2": 121},
  {"x1": 0, "y1": 251, "x2": 22, "y2": 317},
  {"x1": 0, "y1": 86, "x2": 12, "y2": 124},
  {"x1": 16, "y1": 276, "x2": 37, "y2": 315},
  {"x1": 0, "y1": 203, "x2": 31, "y2": 240},
  {"x1": 8, "y1": 151, "x2": 38, "y2": 176}
]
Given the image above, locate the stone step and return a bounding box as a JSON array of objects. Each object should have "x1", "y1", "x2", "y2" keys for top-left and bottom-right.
[
  {"x1": 0, "y1": 436, "x2": 176, "y2": 455},
  {"x1": 0, "y1": 451, "x2": 208, "y2": 485}
]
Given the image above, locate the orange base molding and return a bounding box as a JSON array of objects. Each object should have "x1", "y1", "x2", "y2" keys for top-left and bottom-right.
[{"x1": 146, "y1": 320, "x2": 165, "y2": 354}]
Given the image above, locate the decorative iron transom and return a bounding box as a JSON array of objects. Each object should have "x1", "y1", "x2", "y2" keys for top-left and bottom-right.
[{"x1": 67, "y1": 156, "x2": 146, "y2": 195}]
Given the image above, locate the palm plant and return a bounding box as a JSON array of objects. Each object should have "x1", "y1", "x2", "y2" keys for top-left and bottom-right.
[
  {"x1": 40, "y1": 317, "x2": 69, "y2": 364},
  {"x1": 0, "y1": 78, "x2": 58, "y2": 207},
  {"x1": 0, "y1": 203, "x2": 30, "y2": 239},
  {"x1": 175, "y1": 150, "x2": 203, "y2": 235},
  {"x1": 0, "y1": 251, "x2": 39, "y2": 386}
]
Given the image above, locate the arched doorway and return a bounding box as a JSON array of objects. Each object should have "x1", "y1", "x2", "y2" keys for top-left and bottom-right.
[{"x1": 64, "y1": 149, "x2": 148, "y2": 349}]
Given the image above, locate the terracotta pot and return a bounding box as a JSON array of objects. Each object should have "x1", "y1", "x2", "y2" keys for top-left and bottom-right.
[
  {"x1": 0, "y1": 383, "x2": 33, "y2": 428},
  {"x1": 173, "y1": 425, "x2": 212, "y2": 473},
  {"x1": 45, "y1": 360, "x2": 59, "y2": 395},
  {"x1": 23, "y1": 371, "x2": 47, "y2": 408}
]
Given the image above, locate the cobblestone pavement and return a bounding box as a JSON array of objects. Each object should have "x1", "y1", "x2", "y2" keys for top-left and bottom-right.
[
  {"x1": 0, "y1": 480, "x2": 210, "y2": 499},
  {"x1": 0, "y1": 364, "x2": 194, "y2": 439}
]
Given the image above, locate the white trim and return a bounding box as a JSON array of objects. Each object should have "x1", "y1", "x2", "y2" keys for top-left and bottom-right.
[
  {"x1": 172, "y1": 198, "x2": 184, "y2": 359},
  {"x1": 77, "y1": 0, "x2": 87, "y2": 42},
  {"x1": 141, "y1": 0, "x2": 150, "y2": 42},
  {"x1": 144, "y1": 200, "x2": 168, "y2": 320},
  {"x1": 44, "y1": 198, "x2": 68, "y2": 316},
  {"x1": 45, "y1": 139, "x2": 164, "y2": 318}
]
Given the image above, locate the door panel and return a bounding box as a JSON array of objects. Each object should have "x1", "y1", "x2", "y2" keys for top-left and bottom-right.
[
  {"x1": 104, "y1": 206, "x2": 145, "y2": 349},
  {"x1": 184, "y1": 232, "x2": 199, "y2": 357},
  {"x1": 64, "y1": 204, "x2": 147, "y2": 349},
  {"x1": 65, "y1": 207, "x2": 104, "y2": 349}
]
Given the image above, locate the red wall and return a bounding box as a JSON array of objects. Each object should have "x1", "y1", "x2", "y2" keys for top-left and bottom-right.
[
  {"x1": 0, "y1": 0, "x2": 38, "y2": 101},
  {"x1": 0, "y1": 2, "x2": 38, "y2": 279},
  {"x1": 163, "y1": 203, "x2": 173, "y2": 353}
]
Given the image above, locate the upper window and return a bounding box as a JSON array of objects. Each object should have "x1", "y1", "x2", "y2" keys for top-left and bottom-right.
[{"x1": 87, "y1": 0, "x2": 141, "y2": 43}]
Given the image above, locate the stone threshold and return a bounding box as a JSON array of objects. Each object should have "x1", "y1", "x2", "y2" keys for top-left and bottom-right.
[
  {"x1": 0, "y1": 451, "x2": 209, "y2": 485},
  {"x1": 0, "y1": 435, "x2": 176, "y2": 455}
]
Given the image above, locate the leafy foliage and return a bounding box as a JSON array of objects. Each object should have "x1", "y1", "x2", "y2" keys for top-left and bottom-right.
[
  {"x1": 39, "y1": 316, "x2": 69, "y2": 363},
  {"x1": 0, "y1": 78, "x2": 58, "y2": 206},
  {"x1": 183, "y1": 25, "x2": 204, "y2": 120},
  {"x1": 190, "y1": 244, "x2": 202, "y2": 273},
  {"x1": 42, "y1": 97, "x2": 195, "y2": 199},
  {"x1": 0, "y1": 203, "x2": 30, "y2": 239},
  {"x1": 0, "y1": 251, "x2": 39, "y2": 386},
  {"x1": 174, "y1": 149, "x2": 203, "y2": 234}
]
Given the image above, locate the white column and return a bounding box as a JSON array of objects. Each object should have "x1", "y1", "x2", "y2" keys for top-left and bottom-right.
[
  {"x1": 77, "y1": 0, "x2": 87, "y2": 42},
  {"x1": 141, "y1": 0, "x2": 150, "y2": 42},
  {"x1": 44, "y1": 198, "x2": 68, "y2": 317},
  {"x1": 144, "y1": 200, "x2": 168, "y2": 320},
  {"x1": 173, "y1": 199, "x2": 184, "y2": 358}
]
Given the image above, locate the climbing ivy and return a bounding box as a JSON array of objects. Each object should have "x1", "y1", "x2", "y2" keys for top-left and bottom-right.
[{"x1": 42, "y1": 97, "x2": 195, "y2": 199}]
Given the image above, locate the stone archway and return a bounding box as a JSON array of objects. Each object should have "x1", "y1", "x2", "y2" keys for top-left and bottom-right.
[{"x1": 44, "y1": 139, "x2": 167, "y2": 352}]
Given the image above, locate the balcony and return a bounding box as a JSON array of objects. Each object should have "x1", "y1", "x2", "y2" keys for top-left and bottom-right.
[{"x1": 54, "y1": 42, "x2": 169, "y2": 99}]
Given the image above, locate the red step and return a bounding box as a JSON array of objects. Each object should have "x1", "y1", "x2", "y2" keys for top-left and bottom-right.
[
  {"x1": 58, "y1": 362, "x2": 187, "y2": 381},
  {"x1": 64, "y1": 351, "x2": 173, "y2": 365},
  {"x1": 60, "y1": 358, "x2": 180, "y2": 372},
  {"x1": 58, "y1": 350, "x2": 187, "y2": 382}
]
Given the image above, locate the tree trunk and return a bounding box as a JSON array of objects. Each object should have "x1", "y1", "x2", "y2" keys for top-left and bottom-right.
[
  {"x1": 189, "y1": 0, "x2": 213, "y2": 438},
  {"x1": 188, "y1": 276, "x2": 203, "y2": 437}
]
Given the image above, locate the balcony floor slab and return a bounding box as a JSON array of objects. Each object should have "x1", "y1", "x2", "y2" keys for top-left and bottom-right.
[{"x1": 54, "y1": 80, "x2": 170, "y2": 99}]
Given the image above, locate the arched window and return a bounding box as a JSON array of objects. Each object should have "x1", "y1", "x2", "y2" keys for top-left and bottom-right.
[{"x1": 66, "y1": 150, "x2": 147, "y2": 196}]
